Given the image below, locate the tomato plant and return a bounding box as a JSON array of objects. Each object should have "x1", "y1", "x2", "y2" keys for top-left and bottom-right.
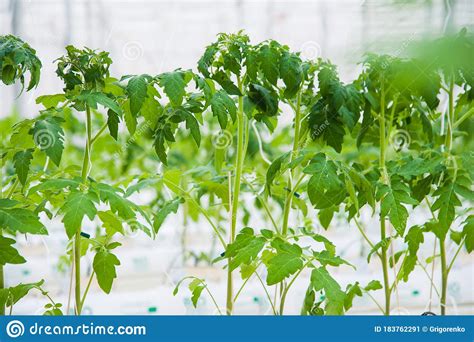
[
  {"x1": 0, "y1": 35, "x2": 59, "y2": 315},
  {"x1": 0, "y1": 29, "x2": 472, "y2": 316}
]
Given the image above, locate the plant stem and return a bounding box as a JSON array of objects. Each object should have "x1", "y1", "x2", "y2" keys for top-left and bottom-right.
[
  {"x1": 379, "y1": 87, "x2": 391, "y2": 316},
  {"x1": 81, "y1": 106, "x2": 92, "y2": 182},
  {"x1": 66, "y1": 253, "x2": 74, "y2": 315},
  {"x1": 90, "y1": 123, "x2": 108, "y2": 145},
  {"x1": 445, "y1": 77, "x2": 454, "y2": 152},
  {"x1": 439, "y1": 238, "x2": 448, "y2": 315},
  {"x1": 166, "y1": 182, "x2": 225, "y2": 247},
  {"x1": 453, "y1": 107, "x2": 474, "y2": 128},
  {"x1": 365, "y1": 291, "x2": 385, "y2": 314},
  {"x1": 80, "y1": 271, "x2": 95, "y2": 310},
  {"x1": 380, "y1": 220, "x2": 391, "y2": 316},
  {"x1": 255, "y1": 273, "x2": 277, "y2": 315},
  {"x1": 226, "y1": 77, "x2": 245, "y2": 315},
  {"x1": 277, "y1": 91, "x2": 303, "y2": 314},
  {"x1": 353, "y1": 218, "x2": 380, "y2": 259},
  {"x1": 447, "y1": 236, "x2": 466, "y2": 274},
  {"x1": 439, "y1": 76, "x2": 454, "y2": 316},
  {"x1": 280, "y1": 257, "x2": 312, "y2": 315},
  {"x1": 281, "y1": 91, "x2": 302, "y2": 237},
  {"x1": 417, "y1": 261, "x2": 440, "y2": 299},
  {"x1": 74, "y1": 231, "x2": 82, "y2": 315},
  {"x1": 243, "y1": 178, "x2": 279, "y2": 233},
  {"x1": 75, "y1": 106, "x2": 93, "y2": 315}
]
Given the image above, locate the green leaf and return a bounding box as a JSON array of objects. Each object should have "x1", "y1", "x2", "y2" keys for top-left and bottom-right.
[
  {"x1": 305, "y1": 154, "x2": 346, "y2": 209},
  {"x1": 344, "y1": 282, "x2": 362, "y2": 311},
  {"x1": 0, "y1": 35, "x2": 42, "y2": 91},
  {"x1": 266, "y1": 239, "x2": 303, "y2": 285},
  {"x1": 154, "y1": 197, "x2": 182, "y2": 233},
  {"x1": 425, "y1": 220, "x2": 447, "y2": 241},
  {"x1": 313, "y1": 250, "x2": 354, "y2": 269},
  {"x1": 212, "y1": 71, "x2": 241, "y2": 96},
  {"x1": 432, "y1": 178, "x2": 464, "y2": 230},
  {"x1": 398, "y1": 254, "x2": 417, "y2": 282},
  {"x1": 76, "y1": 91, "x2": 122, "y2": 115},
  {"x1": 127, "y1": 75, "x2": 148, "y2": 116},
  {"x1": 1, "y1": 280, "x2": 44, "y2": 308},
  {"x1": 248, "y1": 83, "x2": 278, "y2": 117},
  {"x1": 318, "y1": 207, "x2": 336, "y2": 229},
  {"x1": 210, "y1": 90, "x2": 236, "y2": 129},
  {"x1": 13, "y1": 149, "x2": 34, "y2": 185},
  {"x1": 405, "y1": 225, "x2": 424, "y2": 255},
  {"x1": 141, "y1": 94, "x2": 163, "y2": 129},
  {"x1": 29, "y1": 177, "x2": 80, "y2": 194},
  {"x1": 226, "y1": 228, "x2": 266, "y2": 272},
  {"x1": 377, "y1": 178, "x2": 418, "y2": 235},
  {"x1": 0, "y1": 199, "x2": 19, "y2": 208},
  {"x1": 107, "y1": 109, "x2": 120, "y2": 140},
  {"x1": 461, "y1": 215, "x2": 474, "y2": 253},
  {"x1": 259, "y1": 43, "x2": 280, "y2": 85},
  {"x1": 95, "y1": 183, "x2": 135, "y2": 221},
  {"x1": 0, "y1": 207, "x2": 47, "y2": 235},
  {"x1": 265, "y1": 152, "x2": 290, "y2": 194},
  {"x1": 60, "y1": 191, "x2": 99, "y2": 239},
  {"x1": 240, "y1": 263, "x2": 257, "y2": 280},
  {"x1": 396, "y1": 155, "x2": 444, "y2": 180},
  {"x1": 98, "y1": 211, "x2": 124, "y2": 236},
  {"x1": 31, "y1": 116, "x2": 65, "y2": 166},
  {"x1": 0, "y1": 236, "x2": 26, "y2": 265},
  {"x1": 364, "y1": 280, "x2": 383, "y2": 291},
  {"x1": 310, "y1": 267, "x2": 345, "y2": 315},
  {"x1": 197, "y1": 44, "x2": 217, "y2": 78},
  {"x1": 124, "y1": 178, "x2": 159, "y2": 198},
  {"x1": 36, "y1": 94, "x2": 66, "y2": 108},
  {"x1": 310, "y1": 234, "x2": 336, "y2": 255},
  {"x1": 93, "y1": 250, "x2": 120, "y2": 294},
  {"x1": 184, "y1": 111, "x2": 201, "y2": 147},
  {"x1": 158, "y1": 71, "x2": 189, "y2": 106},
  {"x1": 188, "y1": 278, "x2": 205, "y2": 308},
  {"x1": 279, "y1": 51, "x2": 303, "y2": 98},
  {"x1": 163, "y1": 170, "x2": 182, "y2": 194}
]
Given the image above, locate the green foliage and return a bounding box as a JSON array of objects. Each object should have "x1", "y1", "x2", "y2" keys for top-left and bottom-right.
[
  {"x1": 0, "y1": 236, "x2": 26, "y2": 265},
  {"x1": 431, "y1": 175, "x2": 472, "y2": 233},
  {"x1": 225, "y1": 228, "x2": 266, "y2": 272},
  {"x1": 461, "y1": 216, "x2": 474, "y2": 253},
  {"x1": 60, "y1": 190, "x2": 99, "y2": 239},
  {"x1": 376, "y1": 176, "x2": 419, "y2": 235},
  {"x1": 153, "y1": 197, "x2": 183, "y2": 233},
  {"x1": 13, "y1": 149, "x2": 34, "y2": 185},
  {"x1": 30, "y1": 115, "x2": 65, "y2": 166},
  {"x1": 56, "y1": 45, "x2": 112, "y2": 92},
  {"x1": 210, "y1": 90, "x2": 236, "y2": 129},
  {"x1": 173, "y1": 277, "x2": 208, "y2": 309},
  {"x1": 0, "y1": 280, "x2": 45, "y2": 309},
  {"x1": 0, "y1": 200, "x2": 47, "y2": 235},
  {"x1": 93, "y1": 248, "x2": 121, "y2": 294},
  {"x1": 310, "y1": 267, "x2": 345, "y2": 315},
  {"x1": 1, "y1": 30, "x2": 472, "y2": 316},
  {"x1": 309, "y1": 63, "x2": 362, "y2": 152},
  {"x1": 0, "y1": 34, "x2": 41, "y2": 90},
  {"x1": 265, "y1": 239, "x2": 303, "y2": 285}
]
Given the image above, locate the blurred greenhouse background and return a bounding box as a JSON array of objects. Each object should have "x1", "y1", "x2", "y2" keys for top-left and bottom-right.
[{"x1": 1, "y1": 0, "x2": 473, "y2": 315}]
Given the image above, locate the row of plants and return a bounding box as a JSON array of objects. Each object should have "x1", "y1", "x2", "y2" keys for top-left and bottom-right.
[{"x1": 0, "y1": 30, "x2": 472, "y2": 316}]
